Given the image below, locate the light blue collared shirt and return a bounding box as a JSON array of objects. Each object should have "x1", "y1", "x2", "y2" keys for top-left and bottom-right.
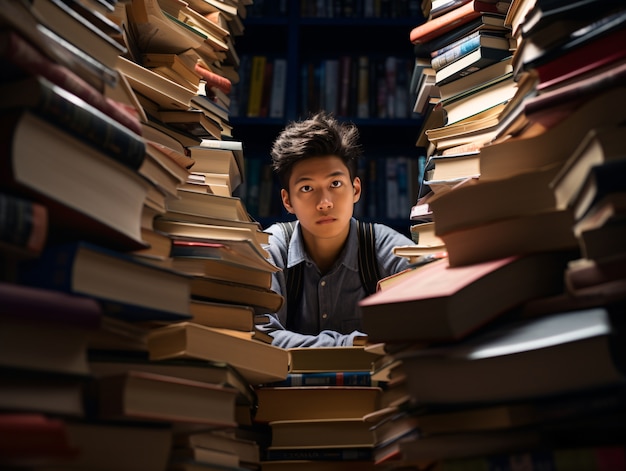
[{"x1": 258, "y1": 218, "x2": 414, "y2": 348}]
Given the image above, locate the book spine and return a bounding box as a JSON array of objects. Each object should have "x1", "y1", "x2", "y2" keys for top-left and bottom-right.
[
  {"x1": 246, "y1": 55, "x2": 266, "y2": 117},
  {"x1": 265, "y1": 447, "x2": 373, "y2": 461},
  {"x1": 2, "y1": 30, "x2": 143, "y2": 136},
  {"x1": 0, "y1": 280, "x2": 102, "y2": 328},
  {"x1": 269, "y1": 372, "x2": 382, "y2": 387},
  {"x1": 431, "y1": 34, "x2": 481, "y2": 70},
  {"x1": 0, "y1": 192, "x2": 48, "y2": 255},
  {"x1": 3, "y1": 77, "x2": 146, "y2": 170},
  {"x1": 269, "y1": 58, "x2": 287, "y2": 118},
  {"x1": 356, "y1": 55, "x2": 370, "y2": 118}
]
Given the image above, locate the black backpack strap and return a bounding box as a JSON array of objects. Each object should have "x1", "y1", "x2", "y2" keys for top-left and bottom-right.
[
  {"x1": 280, "y1": 220, "x2": 380, "y2": 330},
  {"x1": 356, "y1": 220, "x2": 381, "y2": 295},
  {"x1": 278, "y1": 221, "x2": 302, "y2": 331}
]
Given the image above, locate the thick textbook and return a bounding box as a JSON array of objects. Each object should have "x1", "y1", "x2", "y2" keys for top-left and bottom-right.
[
  {"x1": 397, "y1": 306, "x2": 626, "y2": 405},
  {"x1": 95, "y1": 370, "x2": 238, "y2": 427},
  {"x1": 269, "y1": 418, "x2": 375, "y2": 449},
  {"x1": 0, "y1": 281, "x2": 101, "y2": 376},
  {"x1": 89, "y1": 350, "x2": 256, "y2": 406},
  {"x1": 0, "y1": 75, "x2": 146, "y2": 171},
  {"x1": 0, "y1": 110, "x2": 149, "y2": 251},
  {"x1": 254, "y1": 386, "x2": 382, "y2": 423},
  {"x1": 287, "y1": 346, "x2": 382, "y2": 373},
  {"x1": 147, "y1": 322, "x2": 290, "y2": 385},
  {"x1": 359, "y1": 253, "x2": 570, "y2": 343},
  {"x1": 19, "y1": 241, "x2": 192, "y2": 321}
]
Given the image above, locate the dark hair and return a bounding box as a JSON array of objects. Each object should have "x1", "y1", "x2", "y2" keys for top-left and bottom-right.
[{"x1": 270, "y1": 111, "x2": 363, "y2": 190}]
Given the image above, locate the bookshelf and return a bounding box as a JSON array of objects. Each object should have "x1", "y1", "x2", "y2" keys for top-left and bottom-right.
[{"x1": 229, "y1": 0, "x2": 427, "y2": 235}]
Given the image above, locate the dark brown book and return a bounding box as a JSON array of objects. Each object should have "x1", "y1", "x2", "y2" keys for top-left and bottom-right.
[
  {"x1": 254, "y1": 386, "x2": 382, "y2": 423},
  {"x1": 95, "y1": 370, "x2": 238, "y2": 427}
]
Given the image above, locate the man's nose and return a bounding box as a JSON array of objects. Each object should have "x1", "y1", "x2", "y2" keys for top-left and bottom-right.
[{"x1": 317, "y1": 191, "x2": 333, "y2": 210}]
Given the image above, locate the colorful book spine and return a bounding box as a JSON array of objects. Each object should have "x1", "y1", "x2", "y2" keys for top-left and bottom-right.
[
  {"x1": 269, "y1": 371, "x2": 384, "y2": 387},
  {"x1": 431, "y1": 34, "x2": 481, "y2": 70}
]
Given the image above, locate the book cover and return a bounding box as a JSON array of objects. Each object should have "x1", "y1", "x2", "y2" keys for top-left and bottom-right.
[
  {"x1": 0, "y1": 110, "x2": 149, "y2": 251},
  {"x1": 0, "y1": 76, "x2": 146, "y2": 171},
  {"x1": 360, "y1": 252, "x2": 571, "y2": 343},
  {"x1": 397, "y1": 306, "x2": 626, "y2": 405},
  {"x1": 254, "y1": 386, "x2": 382, "y2": 423},
  {"x1": 18, "y1": 241, "x2": 192, "y2": 321},
  {"x1": 147, "y1": 322, "x2": 289, "y2": 385},
  {"x1": 95, "y1": 370, "x2": 238, "y2": 427}
]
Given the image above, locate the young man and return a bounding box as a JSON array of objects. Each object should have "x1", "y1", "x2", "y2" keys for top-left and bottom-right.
[{"x1": 259, "y1": 111, "x2": 415, "y2": 348}]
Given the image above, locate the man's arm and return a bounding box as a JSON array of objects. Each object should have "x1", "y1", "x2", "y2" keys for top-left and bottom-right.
[{"x1": 257, "y1": 313, "x2": 365, "y2": 348}]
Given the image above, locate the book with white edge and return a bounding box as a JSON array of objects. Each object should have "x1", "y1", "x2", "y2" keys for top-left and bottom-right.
[{"x1": 269, "y1": 57, "x2": 288, "y2": 118}]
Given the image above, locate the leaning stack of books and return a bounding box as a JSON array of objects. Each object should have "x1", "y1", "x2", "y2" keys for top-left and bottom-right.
[
  {"x1": 1, "y1": 0, "x2": 287, "y2": 469},
  {"x1": 410, "y1": 0, "x2": 516, "y2": 200},
  {"x1": 356, "y1": 1, "x2": 626, "y2": 468}
]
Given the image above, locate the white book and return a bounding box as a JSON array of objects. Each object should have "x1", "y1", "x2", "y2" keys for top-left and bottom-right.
[{"x1": 269, "y1": 57, "x2": 287, "y2": 118}]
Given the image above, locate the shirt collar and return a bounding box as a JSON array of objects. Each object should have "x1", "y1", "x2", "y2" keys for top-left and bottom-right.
[{"x1": 287, "y1": 218, "x2": 359, "y2": 273}]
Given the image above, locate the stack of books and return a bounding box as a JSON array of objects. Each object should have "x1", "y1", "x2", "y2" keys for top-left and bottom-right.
[
  {"x1": 0, "y1": 1, "x2": 291, "y2": 470},
  {"x1": 253, "y1": 346, "x2": 386, "y2": 469},
  {"x1": 355, "y1": 1, "x2": 626, "y2": 468},
  {"x1": 410, "y1": 0, "x2": 516, "y2": 198}
]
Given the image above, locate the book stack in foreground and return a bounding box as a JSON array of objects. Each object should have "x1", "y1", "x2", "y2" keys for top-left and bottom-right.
[
  {"x1": 354, "y1": 1, "x2": 626, "y2": 469},
  {"x1": 253, "y1": 346, "x2": 387, "y2": 470},
  {"x1": 0, "y1": 1, "x2": 294, "y2": 470}
]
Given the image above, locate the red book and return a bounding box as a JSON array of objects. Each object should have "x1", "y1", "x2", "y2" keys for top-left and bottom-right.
[
  {"x1": 409, "y1": 1, "x2": 507, "y2": 45},
  {"x1": 0, "y1": 414, "x2": 78, "y2": 466},
  {"x1": 533, "y1": 24, "x2": 626, "y2": 89},
  {"x1": 359, "y1": 252, "x2": 570, "y2": 343},
  {"x1": 194, "y1": 62, "x2": 232, "y2": 94}
]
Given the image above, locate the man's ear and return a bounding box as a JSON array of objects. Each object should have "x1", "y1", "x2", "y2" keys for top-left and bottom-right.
[
  {"x1": 352, "y1": 177, "x2": 362, "y2": 204},
  {"x1": 281, "y1": 188, "x2": 294, "y2": 213}
]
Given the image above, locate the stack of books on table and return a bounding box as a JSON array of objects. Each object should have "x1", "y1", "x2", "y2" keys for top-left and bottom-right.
[
  {"x1": 253, "y1": 346, "x2": 387, "y2": 470},
  {"x1": 353, "y1": 2, "x2": 626, "y2": 468}
]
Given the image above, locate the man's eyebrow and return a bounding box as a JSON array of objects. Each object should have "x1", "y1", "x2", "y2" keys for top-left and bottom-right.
[{"x1": 293, "y1": 170, "x2": 348, "y2": 185}]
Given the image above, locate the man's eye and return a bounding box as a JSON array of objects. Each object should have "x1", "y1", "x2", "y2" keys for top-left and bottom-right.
[
  {"x1": 330, "y1": 180, "x2": 343, "y2": 188},
  {"x1": 300, "y1": 185, "x2": 313, "y2": 193}
]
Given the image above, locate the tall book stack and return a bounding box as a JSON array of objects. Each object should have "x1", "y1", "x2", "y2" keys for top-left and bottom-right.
[
  {"x1": 0, "y1": 1, "x2": 292, "y2": 470},
  {"x1": 408, "y1": 0, "x2": 515, "y2": 261},
  {"x1": 355, "y1": 0, "x2": 626, "y2": 468}
]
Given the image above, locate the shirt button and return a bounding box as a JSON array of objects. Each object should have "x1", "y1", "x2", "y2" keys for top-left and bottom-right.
[
  {"x1": 320, "y1": 281, "x2": 326, "y2": 287},
  {"x1": 322, "y1": 313, "x2": 328, "y2": 319}
]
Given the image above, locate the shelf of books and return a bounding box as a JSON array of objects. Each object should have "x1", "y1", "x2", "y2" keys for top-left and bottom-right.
[{"x1": 228, "y1": 0, "x2": 427, "y2": 234}]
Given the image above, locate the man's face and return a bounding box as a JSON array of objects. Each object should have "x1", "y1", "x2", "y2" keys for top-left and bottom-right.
[{"x1": 281, "y1": 155, "x2": 361, "y2": 241}]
